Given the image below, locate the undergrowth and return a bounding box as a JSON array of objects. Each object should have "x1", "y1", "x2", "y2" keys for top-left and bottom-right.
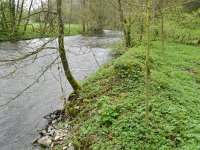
[{"x1": 59, "y1": 42, "x2": 200, "y2": 150}]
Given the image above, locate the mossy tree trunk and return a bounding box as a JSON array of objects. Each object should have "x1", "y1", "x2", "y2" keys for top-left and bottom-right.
[
  {"x1": 57, "y1": 0, "x2": 81, "y2": 93},
  {"x1": 145, "y1": 0, "x2": 152, "y2": 125}
]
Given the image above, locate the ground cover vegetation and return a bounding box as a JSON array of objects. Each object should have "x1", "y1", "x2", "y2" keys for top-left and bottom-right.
[{"x1": 56, "y1": 41, "x2": 200, "y2": 150}]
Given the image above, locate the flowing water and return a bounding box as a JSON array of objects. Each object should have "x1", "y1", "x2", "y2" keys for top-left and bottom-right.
[{"x1": 0, "y1": 30, "x2": 121, "y2": 150}]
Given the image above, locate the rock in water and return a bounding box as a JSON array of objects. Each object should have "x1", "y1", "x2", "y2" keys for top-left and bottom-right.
[{"x1": 37, "y1": 136, "x2": 52, "y2": 148}]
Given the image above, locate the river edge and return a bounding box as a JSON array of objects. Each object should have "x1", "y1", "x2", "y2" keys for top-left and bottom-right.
[
  {"x1": 34, "y1": 51, "x2": 116, "y2": 150},
  {"x1": 34, "y1": 92, "x2": 88, "y2": 150},
  {"x1": 0, "y1": 30, "x2": 122, "y2": 150},
  {"x1": 34, "y1": 107, "x2": 71, "y2": 149}
]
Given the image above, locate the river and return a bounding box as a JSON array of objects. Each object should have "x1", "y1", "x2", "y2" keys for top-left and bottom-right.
[{"x1": 0, "y1": 30, "x2": 121, "y2": 150}]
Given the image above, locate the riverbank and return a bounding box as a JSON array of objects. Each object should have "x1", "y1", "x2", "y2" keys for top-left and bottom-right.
[
  {"x1": 48, "y1": 41, "x2": 200, "y2": 149},
  {"x1": 0, "y1": 24, "x2": 82, "y2": 42}
]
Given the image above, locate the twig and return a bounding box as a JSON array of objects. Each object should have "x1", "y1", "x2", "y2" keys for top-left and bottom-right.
[
  {"x1": 0, "y1": 38, "x2": 56, "y2": 64},
  {"x1": 0, "y1": 56, "x2": 59, "y2": 107}
]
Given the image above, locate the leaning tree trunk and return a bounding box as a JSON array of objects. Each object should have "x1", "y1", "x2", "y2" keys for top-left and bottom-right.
[{"x1": 57, "y1": 0, "x2": 81, "y2": 92}]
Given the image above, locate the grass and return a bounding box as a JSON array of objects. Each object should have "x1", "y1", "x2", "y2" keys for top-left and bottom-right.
[
  {"x1": 57, "y1": 41, "x2": 200, "y2": 150},
  {"x1": 64, "y1": 24, "x2": 82, "y2": 36},
  {"x1": 0, "y1": 23, "x2": 82, "y2": 42}
]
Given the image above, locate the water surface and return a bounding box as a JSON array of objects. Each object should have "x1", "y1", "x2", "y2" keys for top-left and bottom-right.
[{"x1": 0, "y1": 30, "x2": 121, "y2": 150}]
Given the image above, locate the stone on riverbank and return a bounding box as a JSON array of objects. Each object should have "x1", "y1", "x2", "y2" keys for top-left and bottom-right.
[{"x1": 37, "y1": 136, "x2": 52, "y2": 148}]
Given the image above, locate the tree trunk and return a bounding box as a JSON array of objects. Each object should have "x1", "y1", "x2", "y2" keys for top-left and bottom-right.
[
  {"x1": 68, "y1": 0, "x2": 73, "y2": 34},
  {"x1": 145, "y1": 0, "x2": 152, "y2": 125},
  {"x1": 117, "y1": 0, "x2": 131, "y2": 48},
  {"x1": 9, "y1": 0, "x2": 15, "y2": 26},
  {"x1": 124, "y1": 27, "x2": 131, "y2": 48},
  {"x1": 160, "y1": 12, "x2": 164, "y2": 51},
  {"x1": 57, "y1": 0, "x2": 81, "y2": 92},
  {"x1": 82, "y1": 20, "x2": 86, "y2": 33},
  {"x1": 23, "y1": 0, "x2": 33, "y2": 34},
  {"x1": 16, "y1": 0, "x2": 25, "y2": 34}
]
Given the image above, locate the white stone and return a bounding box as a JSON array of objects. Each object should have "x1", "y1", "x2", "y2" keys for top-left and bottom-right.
[
  {"x1": 63, "y1": 146, "x2": 67, "y2": 150},
  {"x1": 37, "y1": 136, "x2": 52, "y2": 148},
  {"x1": 74, "y1": 106, "x2": 80, "y2": 110},
  {"x1": 68, "y1": 146, "x2": 75, "y2": 150},
  {"x1": 54, "y1": 136, "x2": 60, "y2": 141}
]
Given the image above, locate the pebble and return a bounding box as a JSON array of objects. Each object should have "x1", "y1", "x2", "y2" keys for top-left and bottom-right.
[
  {"x1": 54, "y1": 136, "x2": 60, "y2": 141},
  {"x1": 52, "y1": 120, "x2": 57, "y2": 124},
  {"x1": 48, "y1": 126, "x2": 54, "y2": 132},
  {"x1": 74, "y1": 106, "x2": 80, "y2": 110},
  {"x1": 68, "y1": 146, "x2": 75, "y2": 150},
  {"x1": 63, "y1": 146, "x2": 67, "y2": 150},
  {"x1": 41, "y1": 130, "x2": 46, "y2": 135},
  {"x1": 37, "y1": 136, "x2": 52, "y2": 148},
  {"x1": 36, "y1": 109, "x2": 71, "y2": 149},
  {"x1": 47, "y1": 130, "x2": 55, "y2": 136}
]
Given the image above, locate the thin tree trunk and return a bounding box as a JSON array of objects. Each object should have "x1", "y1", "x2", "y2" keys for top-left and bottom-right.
[
  {"x1": 160, "y1": 10, "x2": 164, "y2": 51},
  {"x1": 81, "y1": 0, "x2": 86, "y2": 33},
  {"x1": 117, "y1": 0, "x2": 130, "y2": 48},
  {"x1": 57, "y1": 0, "x2": 81, "y2": 92},
  {"x1": 145, "y1": 0, "x2": 152, "y2": 125},
  {"x1": 16, "y1": 0, "x2": 25, "y2": 33},
  {"x1": 158, "y1": 0, "x2": 164, "y2": 51},
  {"x1": 12, "y1": 0, "x2": 20, "y2": 35},
  {"x1": 9, "y1": 0, "x2": 15, "y2": 27},
  {"x1": 23, "y1": 0, "x2": 33, "y2": 34},
  {"x1": 0, "y1": 2, "x2": 8, "y2": 30},
  {"x1": 68, "y1": 0, "x2": 73, "y2": 34},
  {"x1": 82, "y1": 20, "x2": 86, "y2": 33},
  {"x1": 139, "y1": 18, "x2": 144, "y2": 43}
]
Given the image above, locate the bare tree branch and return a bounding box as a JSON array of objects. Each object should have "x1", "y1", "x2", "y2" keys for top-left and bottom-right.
[
  {"x1": 0, "y1": 38, "x2": 56, "y2": 64},
  {"x1": 0, "y1": 56, "x2": 59, "y2": 107}
]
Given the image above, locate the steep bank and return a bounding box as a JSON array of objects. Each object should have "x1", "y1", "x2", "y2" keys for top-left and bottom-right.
[{"x1": 54, "y1": 42, "x2": 200, "y2": 150}]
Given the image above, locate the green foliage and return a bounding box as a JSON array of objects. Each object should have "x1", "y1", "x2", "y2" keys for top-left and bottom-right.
[
  {"x1": 54, "y1": 145, "x2": 62, "y2": 150},
  {"x1": 64, "y1": 24, "x2": 82, "y2": 36},
  {"x1": 127, "y1": 7, "x2": 200, "y2": 46},
  {"x1": 0, "y1": 24, "x2": 82, "y2": 42},
  {"x1": 114, "y1": 57, "x2": 144, "y2": 79},
  {"x1": 164, "y1": 8, "x2": 200, "y2": 45},
  {"x1": 64, "y1": 42, "x2": 200, "y2": 149},
  {"x1": 108, "y1": 42, "x2": 126, "y2": 57}
]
